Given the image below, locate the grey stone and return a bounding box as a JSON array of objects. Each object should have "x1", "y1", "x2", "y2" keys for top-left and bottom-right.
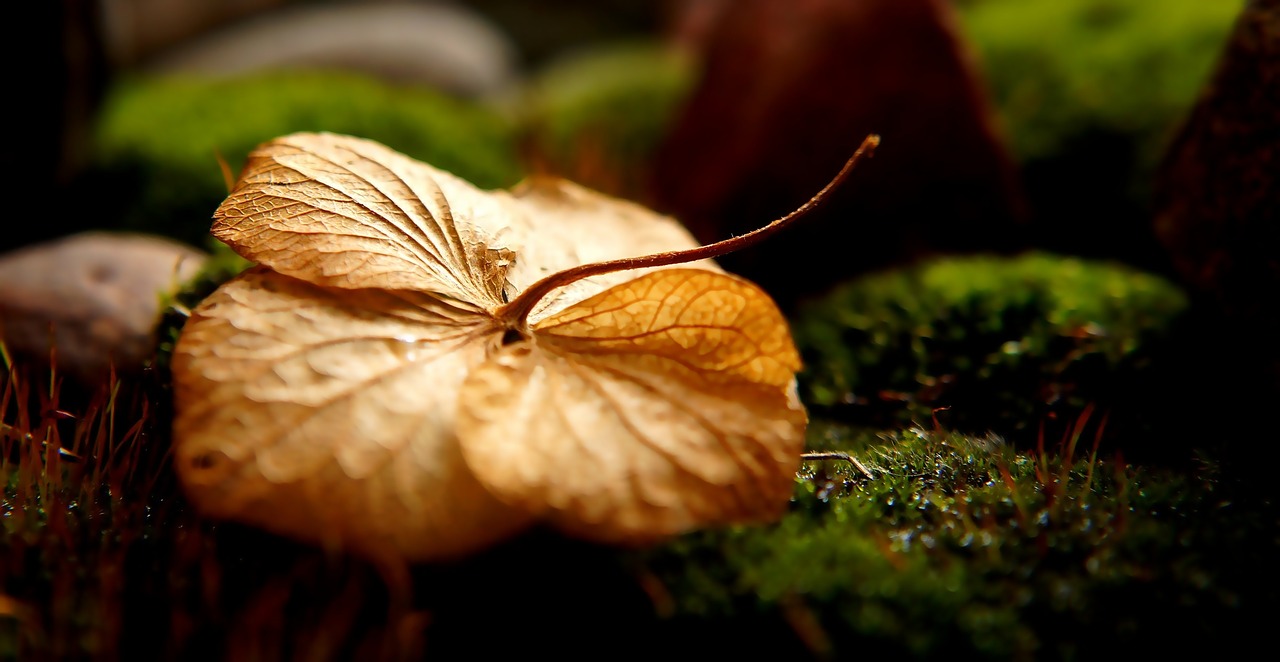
[
  {"x1": 0, "y1": 232, "x2": 207, "y2": 381},
  {"x1": 145, "y1": 1, "x2": 521, "y2": 98},
  {"x1": 100, "y1": 0, "x2": 290, "y2": 68}
]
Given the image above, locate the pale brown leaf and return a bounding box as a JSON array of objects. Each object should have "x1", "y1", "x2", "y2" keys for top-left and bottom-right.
[
  {"x1": 456, "y1": 269, "x2": 806, "y2": 543},
  {"x1": 174, "y1": 131, "x2": 818, "y2": 562},
  {"x1": 213, "y1": 132, "x2": 516, "y2": 304},
  {"x1": 498, "y1": 177, "x2": 720, "y2": 320},
  {"x1": 173, "y1": 267, "x2": 529, "y2": 561}
]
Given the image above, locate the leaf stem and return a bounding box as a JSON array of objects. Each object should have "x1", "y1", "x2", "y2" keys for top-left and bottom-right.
[
  {"x1": 801, "y1": 451, "x2": 875, "y2": 479},
  {"x1": 499, "y1": 134, "x2": 880, "y2": 326}
]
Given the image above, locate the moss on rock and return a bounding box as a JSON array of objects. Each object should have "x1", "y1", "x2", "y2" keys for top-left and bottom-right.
[
  {"x1": 792, "y1": 252, "x2": 1189, "y2": 448},
  {"x1": 82, "y1": 71, "x2": 524, "y2": 247}
]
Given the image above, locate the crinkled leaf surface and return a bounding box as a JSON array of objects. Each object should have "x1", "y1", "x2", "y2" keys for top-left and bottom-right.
[
  {"x1": 458, "y1": 269, "x2": 804, "y2": 543},
  {"x1": 174, "y1": 131, "x2": 806, "y2": 562}
]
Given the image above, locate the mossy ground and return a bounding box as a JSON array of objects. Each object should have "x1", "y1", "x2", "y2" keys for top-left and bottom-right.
[
  {"x1": 3, "y1": 252, "x2": 1275, "y2": 660},
  {"x1": 642, "y1": 424, "x2": 1276, "y2": 659}
]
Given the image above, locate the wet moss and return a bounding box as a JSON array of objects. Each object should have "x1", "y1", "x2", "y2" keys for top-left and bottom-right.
[
  {"x1": 4, "y1": 359, "x2": 1274, "y2": 659},
  {"x1": 632, "y1": 424, "x2": 1276, "y2": 660},
  {"x1": 792, "y1": 252, "x2": 1189, "y2": 451},
  {"x1": 79, "y1": 71, "x2": 524, "y2": 247}
]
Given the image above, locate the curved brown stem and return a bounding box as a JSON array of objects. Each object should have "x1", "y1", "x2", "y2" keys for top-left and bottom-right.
[
  {"x1": 801, "y1": 451, "x2": 875, "y2": 479},
  {"x1": 499, "y1": 134, "x2": 880, "y2": 326}
]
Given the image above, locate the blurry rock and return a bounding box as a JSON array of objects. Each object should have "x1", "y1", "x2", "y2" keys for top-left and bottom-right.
[
  {"x1": 1154, "y1": 0, "x2": 1279, "y2": 342},
  {"x1": 452, "y1": 0, "x2": 665, "y2": 67},
  {"x1": 99, "y1": 0, "x2": 290, "y2": 68},
  {"x1": 1152, "y1": 0, "x2": 1279, "y2": 483},
  {"x1": 651, "y1": 0, "x2": 1025, "y2": 308},
  {"x1": 146, "y1": 2, "x2": 519, "y2": 98},
  {"x1": 0, "y1": 233, "x2": 206, "y2": 382},
  {"x1": 518, "y1": 40, "x2": 696, "y2": 201}
]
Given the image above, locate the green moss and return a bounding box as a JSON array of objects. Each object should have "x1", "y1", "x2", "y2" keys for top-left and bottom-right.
[
  {"x1": 515, "y1": 40, "x2": 695, "y2": 197},
  {"x1": 149, "y1": 239, "x2": 252, "y2": 378},
  {"x1": 84, "y1": 71, "x2": 524, "y2": 247},
  {"x1": 635, "y1": 424, "x2": 1276, "y2": 659},
  {"x1": 792, "y1": 252, "x2": 1189, "y2": 445},
  {"x1": 955, "y1": 0, "x2": 1241, "y2": 169},
  {"x1": 4, "y1": 355, "x2": 1274, "y2": 658}
]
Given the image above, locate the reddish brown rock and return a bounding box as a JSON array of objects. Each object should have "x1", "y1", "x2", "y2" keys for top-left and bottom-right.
[
  {"x1": 1152, "y1": 1, "x2": 1280, "y2": 483},
  {"x1": 651, "y1": 0, "x2": 1025, "y2": 307},
  {"x1": 0, "y1": 233, "x2": 206, "y2": 382},
  {"x1": 1154, "y1": 0, "x2": 1280, "y2": 340}
]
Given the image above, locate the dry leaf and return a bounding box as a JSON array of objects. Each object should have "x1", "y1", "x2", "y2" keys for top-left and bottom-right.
[
  {"x1": 458, "y1": 269, "x2": 803, "y2": 542},
  {"x1": 172, "y1": 131, "x2": 870, "y2": 563}
]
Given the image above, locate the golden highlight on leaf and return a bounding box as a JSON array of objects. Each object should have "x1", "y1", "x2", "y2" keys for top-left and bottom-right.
[
  {"x1": 457, "y1": 269, "x2": 805, "y2": 542},
  {"x1": 213, "y1": 133, "x2": 515, "y2": 303},
  {"x1": 172, "y1": 131, "x2": 869, "y2": 563},
  {"x1": 172, "y1": 267, "x2": 530, "y2": 560}
]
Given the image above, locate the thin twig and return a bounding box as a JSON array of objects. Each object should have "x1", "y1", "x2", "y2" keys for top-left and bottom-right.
[{"x1": 801, "y1": 451, "x2": 875, "y2": 479}]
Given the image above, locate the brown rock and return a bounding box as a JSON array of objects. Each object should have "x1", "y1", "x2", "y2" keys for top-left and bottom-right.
[
  {"x1": 1153, "y1": 1, "x2": 1280, "y2": 484},
  {"x1": 651, "y1": 0, "x2": 1025, "y2": 308},
  {"x1": 0, "y1": 232, "x2": 206, "y2": 382},
  {"x1": 1154, "y1": 0, "x2": 1280, "y2": 338}
]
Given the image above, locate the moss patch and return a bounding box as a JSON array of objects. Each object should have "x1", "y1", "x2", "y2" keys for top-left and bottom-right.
[
  {"x1": 150, "y1": 240, "x2": 252, "y2": 380},
  {"x1": 793, "y1": 252, "x2": 1189, "y2": 451},
  {"x1": 2, "y1": 359, "x2": 1274, "y2": 659},
  {"x1": 80, "y1": 71, "x2": 524, "y2": 247},
  {"x1": 635, "y1": 423, "x2": 1275, "y2": 660}
]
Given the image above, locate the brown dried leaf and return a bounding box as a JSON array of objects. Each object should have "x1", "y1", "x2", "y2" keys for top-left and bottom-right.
[
  {"x1": 458, "y1": 269, "x2": 805, "y2": 543},
  {"x1": 214, "y1": 132, "x2": 516, "y2": 303},
  {"x1": 501, "y1": 176, "x2": 721, "y2": 320},
  {"x1": 172, "y1": 267, "x2": 530, "y2": 560},
  {"x1": 173, "y1": 131, "x2": 809, "y2": 563}
]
